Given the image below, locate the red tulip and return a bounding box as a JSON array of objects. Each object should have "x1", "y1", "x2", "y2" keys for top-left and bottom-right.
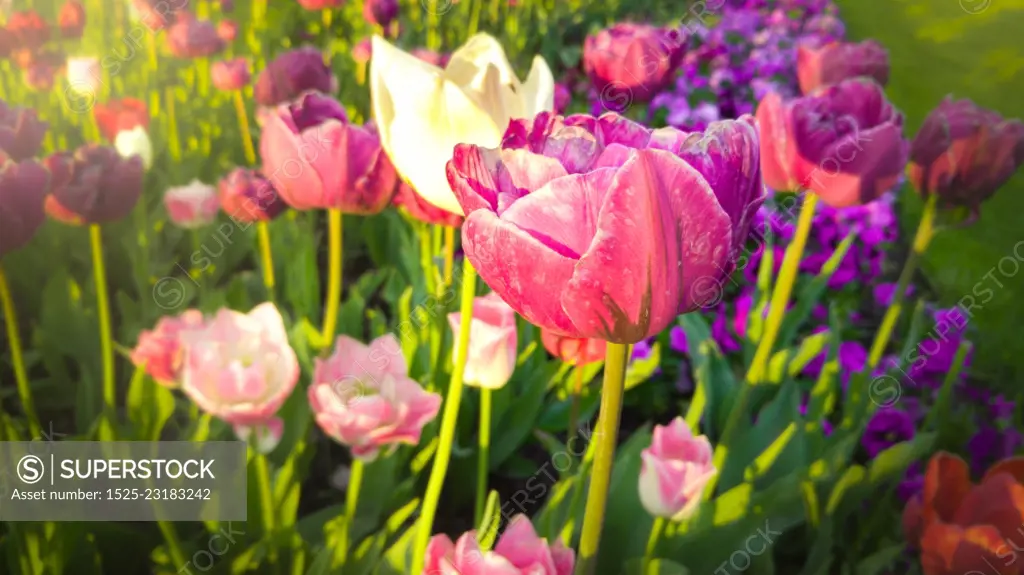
[
  {"x1": 756, "y1": 77, "x2": 907, "y2": 207},
  {"x1": 583, "y1": 23, "x2": 684, "y2": 102},
  {"x1": 93, "y1": 98, "x2": 149, "y2": 142},
  {"x1": 58, "y1": 1, "x2": 87, "y2": 40},
  {"x1": 796, "y1": 40, "x2": 889, "y2": 95},
  {"x1": 7, "y1": 11, "x2": 50, "y2": 52}
]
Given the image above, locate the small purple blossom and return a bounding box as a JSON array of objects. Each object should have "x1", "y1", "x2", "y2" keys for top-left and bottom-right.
[{"x1": 862, "y1": 408, "x2": 915, "y2": 458}]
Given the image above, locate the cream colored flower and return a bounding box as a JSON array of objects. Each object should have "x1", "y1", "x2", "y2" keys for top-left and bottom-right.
[
  {"x1": 114, "y1": 125, "x2": 153, "y2": 170},
  {"x1": 370, "y1": 33, "x2": 554, "y2": 215}
]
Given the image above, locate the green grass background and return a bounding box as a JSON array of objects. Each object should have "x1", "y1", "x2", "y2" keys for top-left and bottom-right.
[{"x1": 838, "y1": 0, "x2": 1024, "y2": 389}]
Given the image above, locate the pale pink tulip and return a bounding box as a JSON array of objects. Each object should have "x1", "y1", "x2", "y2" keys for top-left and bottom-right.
[
  {"x1": 638, "y1": 416, "x2": 716, "y2": 521},
  {"x1": 164, "y1": 179, "x2": 220, "y2": 228},
  {"x1": 178, "y1": 303, "x2": 299, "y2": 440},
  {"x1": 447, "y1": 292, "x2": 518, "y2": 389},
  {"x1": 309, "y1": 334, "x2": 441, "y2": 461},
  {"x1": 130, "y1": 309, "x2": 205, "y2": 387},
  {"x1": 424, "y1": 514, "x2": 574, "y2": 575}
]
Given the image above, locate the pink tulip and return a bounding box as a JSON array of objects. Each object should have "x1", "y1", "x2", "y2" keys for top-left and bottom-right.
[
  {"x1": 309, "y1": 334, "x2": 441, "y2": 461},
  {"x1": 259, "y1": 92, "x2": 398, "y2": 213},
  {"x1": 178, "y1": 303, "x2": 299, "y2": 440},
  {"x1": 211, "y1": 57, "x2": 250, "y2": 91},
  {"x1": 446, "y1": 111, "x2": 765, "y2": 344},
  {"x1": 583, "y1": 23, "x2": 684, "y2": 102},
  {"x1": 797, "y1": 40, "x2": 889, "y2": 95},
  {"x1": 756, "y1": 77, "x2": 907, "y2": 207},
  {"x1": 448, "y1": 292, "x2": 518, "y2": 390},
  {"x1": 424, "y1": 514, "x2": 574, "y2": 575},
  {"x1": 639, "y1": 417, "x2": 716, "y2": 520},
  {"x1": 164, "y1": 179, "x2": 220, "y2": 228},
  {"x1": 131, "y1": 310, "x2": 205, "y2": 387}
]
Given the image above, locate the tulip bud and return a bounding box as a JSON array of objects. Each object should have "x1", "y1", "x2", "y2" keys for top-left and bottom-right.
[
  {"x1": 164, "y1": 179, "x2": 219, "y2": 228},
  {"x1": 540, "y1": 329, "x2": 606, "y2": 366},
  {"x1": 908, "y1": 97, "x2": 1024, "y2": 215},
  {"x1": 44, "y1": 145, "x2": 144, "y2": 225},
  {"x1": 425, "y1": 515, "x2": 575, "y2": 575},
  {"x1": 796, "y1": 40, "x2": 889, "y2": 95},
  {"x1": 218, "y1": 168, "x2": 286, "y2": 223},
  {"x1": 166, "y1": 16, "x2": 225, "y2": 58},
  {"x1": 211, "y1": 57, "x2": 251, "y2": 91},
  {"x1": 131, "y1": 310, "x2": 205, "y2": 387},
  {"x1": 583, "y1": 23, "x2": 684, "y2": 102},
  {"x1": 217, "y1": 20, "x2": 237, "y2": 43},
  {"x1": 351, "y1": 38, "x2": 372, "y2": 65},
  {"x1": 447, "y1": 293, "x2": 518, "y2": 390},
  {"x1": 8, "y1": 11, "x2": 50, "y2": 52},
  {"x1": 638, "y1": 417, "x2": 716, "y2": 521},
  {"x1": 253, "y1": 47, "x2": 337, "y2": 107},
  {"x1": 58, "y1": 1, "x2": 87, "y2": 39},
  {"x1": 363, "y1": 0, "x2": 398, "y2": 28},
  {"x1": 0, "y1": 159, "x2": 49, "y2": 258},
  {"x1": 0, "y1": 100, "x2": 49, "y2": 162},
  {"x1": 66, "y1": 57, "x2": 103, "y2": 97},
  {"x1": 114, "y1": 125, "x2": 153, "y2": 170},
  {"x1": 93, "y1": 97, "x2": 149, "y2": 142}
]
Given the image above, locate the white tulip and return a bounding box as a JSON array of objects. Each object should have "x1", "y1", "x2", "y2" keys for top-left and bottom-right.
[
  {"x1": 66, "y1": 57, "x2": 103, "y2": 96},
  {"x1": 370, "y1": 34, "x2": 555, "y2": 215},
  {"x1": 115, "y1": 125, "x2": 153, "y2": 170}
]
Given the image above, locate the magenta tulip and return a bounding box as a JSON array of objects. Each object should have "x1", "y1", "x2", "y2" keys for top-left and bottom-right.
[
  {"x1": 446, "y1": 111, "x2": 764, "y2": 343},
  {"x1": 308, "y1": 334, "x2": 441, "y2": 460},
  {"x1": 796, "y1": 40, "x2": 889, "y2": 95},
  {"x1": 908, "y1": 97, "x2": 1024, "y2": 215},
  {"x1": 218, "y1": 167, "x2": 286, "y2": 222},
  {"x1": 447, "y1": 292, "x2": 518, "y2": 390},
  {"x1": 424, "y1": 514, "x2": 574, "y2": 575},
  {"x1": 260, "y1": 92, "x2": 398, "y2": 213},
  {"x1": 756, "y1": 77, "x2": 907, "y2": 207},
  {"x1": 211, "y1": 57, "x2": 251, "y2": 91},
  {"x1": 583, "y1": 23, "x2": 684, "y2": 102},
  {"x1": 131, "y1": 310, "x2": 205, "y2": 387},
  {"x1": 166, "y1": 14, "x2": 225, "y2": 58},
  {"x1": 639, "y1": 417, "x2": 716, "y2": 520},
  {"x1": 0, "y1": 159, "x2": 49, "y2": 257},
  {"x1": 363, "y1": 0, "x2": 398, "y2": 28},
  {"x1": 254, "y1": 47, "x2": 338, "y2": 108}
]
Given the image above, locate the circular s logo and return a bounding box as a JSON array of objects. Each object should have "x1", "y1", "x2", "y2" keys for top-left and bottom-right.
[{"x1": 17, "y1": 455, "x2": 44, "y2": 484}]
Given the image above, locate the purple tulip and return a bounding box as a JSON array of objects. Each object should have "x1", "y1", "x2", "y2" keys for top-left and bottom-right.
[
  {"x1": 259, "y1": 93, "x2": 398, "y2": 213},
  {"x1": 0, "y1": 159, "x2": 49, "y2": 257},
  {"x1": 583, "y1": 23, "x2": 684, "y2": 102},
  {"x1": 0, "y1": 101, "x2": 48, "y2": 163},
  {"x1": 446, "y1": 112, "x2": 764, "y2": 343},
  {"x1": 218, "y1": 168, "x2": 286, "y2": 222},
  {"x1": 797, "y1": 40, "x2": 889, "y2": 95},
  {"x1": 43, "y1": 145, "x2": 144, "y2": 225},
  {"x1": 363, "y1": 0, "x2": 398, "y2": 28},
  {"x1": 211, "y1": 57, "x2": 251, "y2": 91},
  {"x1": 254, "y1": 47, "x2": 337, "y2": 107},
  {"x1": 166, "y1": 14, "x2": 225, "y2": 58},
  {"x1": 908, "y1": 97, "x2": 1024, "y2": 216}
]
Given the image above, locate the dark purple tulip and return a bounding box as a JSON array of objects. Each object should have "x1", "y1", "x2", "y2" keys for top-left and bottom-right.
[
  {"x1": 797, "y1": 40, "x2": 889, "y2": 95},
  {"x1": 254, "y1": 47, "x2": 337, "y2": 107},
  {"x1": 166, "y1": 14, "x2": 225, "y2": 58},
  {"x1": 363, "y1": 0, "x2": 398, "y2": 28},
  {"x1": 862, "y1": 408, "x2": 915, "y2": 459},
  {"x1": 0, "y1": 159, "x2": 49, "y2": 257},
  {"x1": 0, "y1": 101, "x2": 48, "y2": 163},
  {"x1": 908, "y1": 97, "x2": 1024, "y2": 215},
  {"x1": 43, "y1": 145, "x2": 144, "y2": 225},
  {"x1": 218, "y1": 168, "x2": 286, "y2": 222},
  {"x1": 211, "y1": 57, "x2": 251, "y2": 91},
  {"x1": 583, "y1": 23, "x2": 685, "y2": 102}
]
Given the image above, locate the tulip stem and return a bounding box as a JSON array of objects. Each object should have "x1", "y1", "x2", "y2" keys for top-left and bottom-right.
[
  {"x1": 156, "y1": 520, "x2": 188, "y2": 568},
  {"x1": 474, "y1": 388, "x2": 492, "y2": 526},
  {"x1": 426, "y1": 0, "x2": 440, "y2": 50},
  {"x1": 233, "y1": 89, "x2": 257, "y2": 166},
  {"x1": 321, "y1": 209, "x2": 343, "y2": 348},
  {"x1": 0, "y1": 263, "x2": 41, "y2": 438},
  {"x1": 334, "y1": 458, "x2": 363, "y2": 567},
  {"x1": 89, "y1": 225, "x2": 117, "y2": 441},
  {"x1": 253, "y1": 449, "x2": 276, "y2": 539},
  {"x1": 574, "y1": 342, "x2": 629, "y2": 575},
  {"x1": 257, "y1": 221, "x2": 275, "y2": 297},
  {"x1": 443, "y1": 225, "x2": 455, "y2": 285},
  {"x1": 411, "y1": 261, "x2": 477, "y2": 574},
  {"x1": 642, "y1": 517, "x2": 667, "y2": 573},
  {"x1": 567, "y1": 348, "x2": 588, "y2": 446},
  {"x1": 867, "y1": 194, "x2": 937, "y2": 369},
  {"x1": 165, "y1": 87, "x2": 181, "y2": 162}
]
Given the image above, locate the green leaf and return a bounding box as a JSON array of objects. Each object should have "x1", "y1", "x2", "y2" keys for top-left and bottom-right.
[
  {"x1": 490, "y1": 361, "x2": 563, "y2": 468},
  {"x1": 764, "y1": 331, "x2": 831, "y2": 384},
  {"x1": 678, "y1": 314, "x2": 738, "y2": 437},
  {"x1": 797, "y1": 516, "x2": 834, "y2": 575},
  {"x1": 853, "y1": 544, "x2": 904, "y2": 575},
  {"x1": 623, "y1": 558, "x2": 690, "y2": 574},
  {"x1": 625, "y1": 342, "x2": 661, "y2": 390},
  {"x1": 125, "y1": 365, "x2": 175, "y2": 441}
]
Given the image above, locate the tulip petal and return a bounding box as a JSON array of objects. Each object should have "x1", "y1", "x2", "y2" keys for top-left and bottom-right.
[
  {"x1": 983, "y1": 457, "x2": 1024, "y2": 484},
  {"x1": 754, "y1": 91, "x2": 798, "y2": 192},
  {"x1": 952, "y1": 473, "x2": 1024, "y2": 540},
  {"x1": 521, "y1": 55, "x2": 556, "y2": 118},
  {"x1": 921, "y1": 523, "x2": 1014, "y2": 575},
  {"x1": 923, "y1": 452, "x2": 973, "y2": 526}
]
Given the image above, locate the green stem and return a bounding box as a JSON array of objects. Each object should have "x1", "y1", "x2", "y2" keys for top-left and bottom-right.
[
  {"x1": 567, "y1": 349, "x2": 588, "y2": 444},
  {"x1": 574, "y1": 342, "x2": 629, "y2": 575},
  {"x1": 410, "y1": 261, "x2": 477, "y2": 574},
  {"x1": 321, "y1": 209, "x2": 343, "y2": 347},
  {"x1": 254, "y1": 450, "x2": 277, "y2": 560},
  {"x1": 0, "y1": 263, "x2": 40, "y2": 438},
  {"x1": 233, "y1": 89, "x2": 257, "y2": 166},
  {"x1": 427, "y1": 0, "x2": 440, "y2": 50},
  {"x1": 157, "y1": 521, "x2": 188, "y2": 569},
  {"x1": 475, "y1": 388, "x2": 492, "y2": 526},
  {"x1": 165, "y1": 87, "x2": 181, "y2": 162},
  {"x1": 867, "y1": 194, "x2": 938, "y2": 369},
  {"x1": 468, "y1": 0, "x2": 484, "y2": 36},
  {"x1": 443, "y1": 225, "x2": 455, "y2": 286},
  {"x1": 257, "y1": 221, "x2": 275, "y2": 298},
  {"x1": 89, "y1": 225, "x2": 116, "y2": 441},
  {"x1": 335, "y1": 459, "x2": 364, "y2": 566},
  {"x1": 642, "y1": 517, "x2": 667, "y2": 573}
]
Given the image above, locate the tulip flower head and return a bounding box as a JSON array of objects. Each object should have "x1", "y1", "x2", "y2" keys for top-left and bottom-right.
[
  {"x1": 164, "y1": 179, "x2": 220, "y2": 228},
  {"x1": 8, "y1": 11, "x2": 50, "y2": 51},
  {"x1": 363, "y1": 0, "x2": 398, "y2": 29},
  {"x1": 639, "y1": 417, "x2": 716, "y2": 521},
  {"x1": 424, "y1": 514, "x2": 574, "y2": 575},
  {"x1": 296, "y1": 0, "x2": 344, "y2": 9},
  {"x1": 131, "y1": 310, "x2": 206, "y2": 387},
  {"x1": 541, "y1": 329, "x2": 606, "y2": 366},
  {"x1": 254, "y1": 47, "x2": 337, "y2": 107},
  {"x1": 216, "y1": 20, "x2": 237, "y2": 43},
  {"x1": 0, "y1": 159, "x2": 49, "y2": 258},
  {"x1": 44, "y1": 144, "x2": 144, "y2": 225},
  {"x1": 66, "y1": 57, "x2": 103, "y2": 97},
  {"x1": 447, "y1": 111, "x2": 765, "y2": 343},
  {"x1": 0, "y1": 29, "x2": 15, "y2": 60},
  {"x1": 756, "y1": 77, "x2": 908, "y2": 207},
  {"x1": 447, "y1": 292, "x2": 518, "y2": 390},
  {"x1": 352, "y1": 38, "x2": 372, "y2": 65},
  {"x1": 260, "y1": 92, "x2": 398, "y2": 213},
  {"x1": 218, "y1": 168, "x2": 286, "y2": 223},
  {"x1": 908, "y1": 97, "x2": 1024, "y2": 218},
  {"x1": 114, "y1": 125, "x2": 154, "y2": 169},
  {"x1": 0, "y1": 100, "x2": 48, "y2": 163},
  {"x1": 392, "y1": 181, "x2": 463, "y2": 227},
  {"x1": 22, "y1": 51, "x2": 65, "y2": 91},
  {"x1": 796, "y1": 40, "x2": 889, "y2": 95},
  {"x1": 166, "y1": 14, "x2": 225, "y2": 58},
  {"x1": 308, "y1": 335, "x2": 442, "y2": 461},
  {"x1": 178, "y1": 303, "x2": 299, "y2": 445},
  {"x1": 370, "y1": 33, "x2": 555, "y2": 215},
  {"x1": 93, "y1": 97, "x2": 149, "y2": 142},
  {"x1": 58, "y1": 1, "x2": 87, "y2": 40},
  {"x1": 211, "y1": 57, "x2": 251, "y2": 91},
  {"x1": 130, "y1": 0, "x2": 183, "y2": 32},
  {"x1": 583, "y1": 23, "x2": 685, "y2": 103}
]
